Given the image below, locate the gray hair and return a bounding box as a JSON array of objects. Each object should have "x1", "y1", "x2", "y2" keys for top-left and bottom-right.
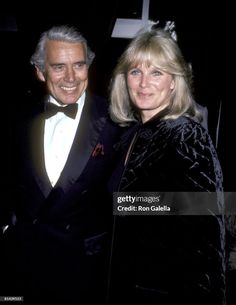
[
  {"x1": 109, "y1": 27, "x2": 201, "y2": 126},
  {"x1": 30, "y1": 25, "x2": 95, "y2": 72}
]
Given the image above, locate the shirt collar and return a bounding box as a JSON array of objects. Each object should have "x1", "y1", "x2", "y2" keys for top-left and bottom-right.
[{"x1": 48, "y1": 91, "x2": 86, "y2": 107}]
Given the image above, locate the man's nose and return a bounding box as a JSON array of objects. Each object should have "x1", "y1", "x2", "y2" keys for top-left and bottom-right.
[{"x1": 64, "y1": 67, "x2": 76, "y2": 82}]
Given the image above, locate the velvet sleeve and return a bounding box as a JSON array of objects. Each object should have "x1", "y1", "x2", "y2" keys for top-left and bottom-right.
[
  {"x1": 168, "y1": 118, "x2": 223, "y2": 193},
  {"x1": 164, "y1": 119, "x2": 226, "y2": 303}
]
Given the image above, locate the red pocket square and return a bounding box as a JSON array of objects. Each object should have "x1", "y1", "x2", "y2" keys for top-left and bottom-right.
[{"x1": 92, "y1": 143, "x2": 105, "y2": 157}]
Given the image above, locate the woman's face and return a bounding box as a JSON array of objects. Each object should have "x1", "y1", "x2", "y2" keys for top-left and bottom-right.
[{"x1": 127, "y1": 64, "x2": 175, "y2": 122}]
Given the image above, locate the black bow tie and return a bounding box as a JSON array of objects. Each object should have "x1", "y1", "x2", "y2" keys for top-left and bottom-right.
[{"x1": 45, "y1": 103, "x2": 78, "y2": 119}]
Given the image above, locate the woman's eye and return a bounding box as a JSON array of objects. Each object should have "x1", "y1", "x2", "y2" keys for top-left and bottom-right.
[
  {"x1": 129, "y1": 69, "x2": 140, "y2": 75},
  {"x1": 152, "y1": 70, "x2": 162, "y2": 76}
]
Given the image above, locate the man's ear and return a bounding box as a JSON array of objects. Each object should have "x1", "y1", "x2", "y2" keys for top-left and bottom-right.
[{"x1": 35, "y1": 66, "x2": 46, "y2": 82}]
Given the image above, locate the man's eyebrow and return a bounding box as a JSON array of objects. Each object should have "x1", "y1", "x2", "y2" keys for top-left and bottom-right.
[
  {"x1": 74, "y1": 60, "x2": 87, "y2": 64},
  {"x1": 50, "y1": 63, "x2": 64, "y2": 67},
  {"x1": 51, "y1": 61, "x2": 86, "y2": 65}
]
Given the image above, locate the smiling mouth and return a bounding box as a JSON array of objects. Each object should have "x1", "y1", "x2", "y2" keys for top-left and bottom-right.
[
  {"x1": 138, "y1": 92, "x2": 152, "y2": 98},
  {"x1": 61, "y1": 86, "x2": 77, "y2": 92}
]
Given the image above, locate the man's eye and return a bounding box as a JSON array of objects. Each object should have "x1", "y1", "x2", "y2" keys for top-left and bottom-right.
[
  {"x1": 74, "y1": 62, "x2": 86, "y2": 69},
  {"x1": 52, "y1": 65, "x2": 64, "y2": 71}
]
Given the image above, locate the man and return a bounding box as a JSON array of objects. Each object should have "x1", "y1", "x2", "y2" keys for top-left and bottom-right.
[{"x1": 0, "y1": 25, "x2": 123, "y2": 305}]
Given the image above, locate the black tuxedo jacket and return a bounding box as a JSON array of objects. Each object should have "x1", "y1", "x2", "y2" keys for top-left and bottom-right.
[{"x1": 1, "y1": 92, "x2": 124, "y2": 304}]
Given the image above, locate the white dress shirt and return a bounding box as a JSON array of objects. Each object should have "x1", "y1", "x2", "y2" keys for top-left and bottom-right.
[{"x1": 44, "y1": 92, "x2": 85, "y2": 186}]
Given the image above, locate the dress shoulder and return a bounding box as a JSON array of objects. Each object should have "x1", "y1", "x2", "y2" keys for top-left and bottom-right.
[
  {"x1": 161, "y1": 116, "x2": 213, "y2": 151},
  {"x1": 159, "y1": 117, "x2": 223, "y2": 192}
]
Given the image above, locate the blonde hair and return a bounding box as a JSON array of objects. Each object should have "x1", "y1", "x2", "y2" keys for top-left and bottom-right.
[{"x1": 109, "y1": 28, "x2": 201, "y2": 126}]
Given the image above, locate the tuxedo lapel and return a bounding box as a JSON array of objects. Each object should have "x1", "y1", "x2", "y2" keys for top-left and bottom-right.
[
  {"x1": 27, "y1": 93, "x2": 108, "y2": 201},
  {"x1": 29, "y1": 111, "x2": 53, "y2": 198},
  {"x1": 55, "y1": 93, "x2": 107, "y2": 193}
]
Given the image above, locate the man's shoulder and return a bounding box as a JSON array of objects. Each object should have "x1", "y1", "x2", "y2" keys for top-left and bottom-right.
[
  {"x1": 87, "y1": 92, "x2": 108, "y2": 107},
  {"x1": 14, "y1": 92, "x2": 45, "y2": 128}
]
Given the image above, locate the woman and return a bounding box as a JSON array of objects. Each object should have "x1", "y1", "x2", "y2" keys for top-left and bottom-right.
[{"x1": 107, "y1": 28, "x2": 226, "y2": 305}]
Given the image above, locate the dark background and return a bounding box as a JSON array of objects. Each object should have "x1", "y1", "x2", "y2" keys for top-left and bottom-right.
[{"x1": 1, "y1": 0, "x2": 233, "y2": 189}]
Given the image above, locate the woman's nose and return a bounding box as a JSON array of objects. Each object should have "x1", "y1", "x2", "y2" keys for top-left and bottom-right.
[{"x1": 139, "y1": 74, "x2": 149, "y2": 87}]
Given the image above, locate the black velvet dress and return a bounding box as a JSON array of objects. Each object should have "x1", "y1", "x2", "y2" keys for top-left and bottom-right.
[{"x1": 107, "y1": 115, "x2": 226, "y2": 305}]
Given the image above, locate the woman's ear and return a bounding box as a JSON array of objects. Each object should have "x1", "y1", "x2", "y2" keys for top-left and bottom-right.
[
  {"x1": 35, "y1": 66, "x2": 46, "y2": 82},
  {"x1": 170, "y1": 79, "x2": 175, "y2": 90}
]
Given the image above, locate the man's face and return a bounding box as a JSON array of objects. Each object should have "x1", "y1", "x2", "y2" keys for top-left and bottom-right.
[{"x1": 37, "y1": 40, "x2": 89, "y2": 105}]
